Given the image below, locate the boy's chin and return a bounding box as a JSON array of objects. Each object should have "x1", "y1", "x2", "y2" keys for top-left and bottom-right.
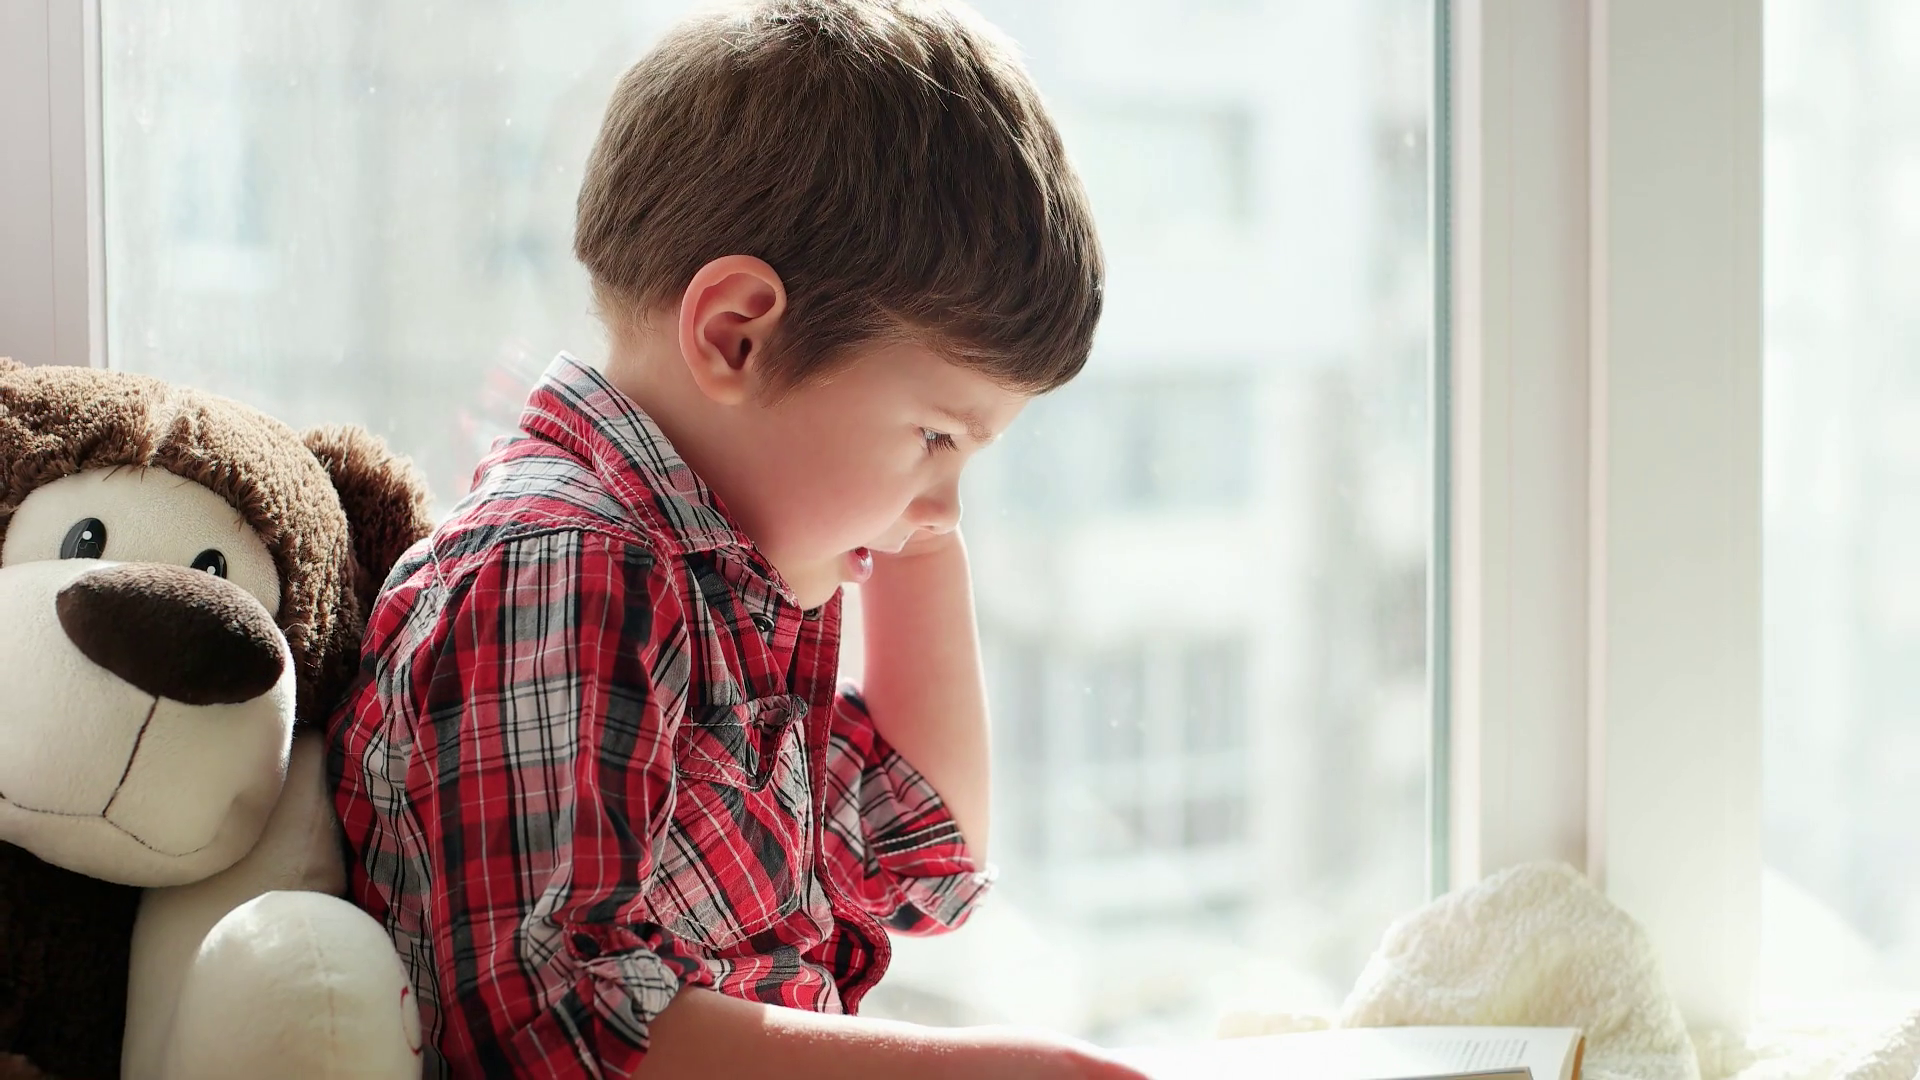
[
  {"x1": 786, "y1": 566, "x2": 846, "y2": 612},
  {"x1": 785, "y1": 550, "x2": 871, "y2": 611}
]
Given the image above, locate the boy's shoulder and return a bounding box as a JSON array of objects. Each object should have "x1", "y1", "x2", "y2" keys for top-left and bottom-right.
[
  {"x1": 423, "y1": 433, "x2": 683, "y2": 578},
  {"x1": 455, "y1": 433, "x2": 652, "y2": 538},
  {"x1": 336, "y1": 433, "x2": 698, "y2": 749}
]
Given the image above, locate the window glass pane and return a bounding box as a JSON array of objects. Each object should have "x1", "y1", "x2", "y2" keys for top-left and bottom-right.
[
  {"x1": 101, "y1": 0, "x2": 1436, "y2": 1046},
  {"x1": 1763, "y1": 0, "x2": 1920, "y2": 1006}
]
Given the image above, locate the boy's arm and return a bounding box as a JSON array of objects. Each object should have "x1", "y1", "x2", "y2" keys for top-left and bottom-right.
[
  {"x1": 398, "y1": 531, "x2": 1099, "y2": 1079},
  {"x1": 396, "y1": 531, "x2": 714, "y2": 1076},
  {"x1": 639, "y1": 987, "x2": 1149, "y2": 1080},
  {"x1": 854, "y1": 528, "x2": 992, "y2": 864}
]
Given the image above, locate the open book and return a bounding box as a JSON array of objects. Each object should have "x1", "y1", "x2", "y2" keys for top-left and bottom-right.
[{"x1": 1109, "y1": 1026, "x2": 1586, "y2": 1080}]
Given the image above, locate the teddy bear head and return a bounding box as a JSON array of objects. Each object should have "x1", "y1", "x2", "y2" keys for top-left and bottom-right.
[{"x1": 0, "y1": 359, "x2": 432, "y2": 889}]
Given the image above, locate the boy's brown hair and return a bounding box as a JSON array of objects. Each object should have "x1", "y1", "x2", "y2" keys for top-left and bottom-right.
[{"x1": 575, "y1": 0, "x2": 1103, "y2": 398}]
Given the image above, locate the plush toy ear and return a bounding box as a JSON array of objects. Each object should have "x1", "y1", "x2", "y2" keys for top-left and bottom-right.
[{"x1": 302, "y1": 425, "x2": 434, "y2": 613}]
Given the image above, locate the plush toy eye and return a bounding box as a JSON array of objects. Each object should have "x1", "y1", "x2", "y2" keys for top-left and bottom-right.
[
  {"x1": 190, "y1": 549, "x2": 229, "y2": 578},
  {"x1": 60, "y1": 518, "x2": 108, "y2": 560}
]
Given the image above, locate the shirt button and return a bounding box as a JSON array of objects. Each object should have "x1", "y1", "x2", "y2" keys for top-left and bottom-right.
[
  {"x1": 571, "y1": 933, "x2": 601, "y2": 959},
  {"x1": 750, "y1": 613, "x2": 775, "y2": 635}
]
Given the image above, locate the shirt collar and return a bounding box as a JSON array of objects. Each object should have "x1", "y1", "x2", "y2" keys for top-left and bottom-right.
[{"x1": 516, "y1": 352, "x2": 752, "y2": 558}]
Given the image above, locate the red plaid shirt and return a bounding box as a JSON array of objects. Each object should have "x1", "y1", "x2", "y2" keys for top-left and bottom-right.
[{"x1": 327, "y1": 354, "x2": 992, "y2": 1078}]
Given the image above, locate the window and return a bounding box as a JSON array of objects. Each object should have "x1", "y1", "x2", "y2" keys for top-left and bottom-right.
[
  {"x1": 100, "y1": 1, "x2": 672, "y2": 503},
  {"x1": 1057, "y1": 101, "x2": 1256, "y2": 243},
  {"x1": 990, "y1": 376, "x2": 1257, "y2": 517},
  {"x1": 35, "y1": 0, "x2": 1914, "y2": 1045},
  {"x1": 1762, "y1": 0, "x2": 1920, "y2": 1006},
  {"x1": 86, "y1": 0, "x2": 1437, "y2": 1047}
]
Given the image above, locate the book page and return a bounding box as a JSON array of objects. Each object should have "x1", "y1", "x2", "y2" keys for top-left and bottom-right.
[{"x1": 1109, "y1": 1026, "x2": 1582, "y2": 1080}]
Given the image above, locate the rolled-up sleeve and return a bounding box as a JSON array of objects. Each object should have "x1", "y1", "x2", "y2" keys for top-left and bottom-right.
[
  {"x1": 818, "y1": 688, "x2": 996, "y2": 936},
  {"x1": 418, "y1": 530, "x2": 711, "y2": 1077}
]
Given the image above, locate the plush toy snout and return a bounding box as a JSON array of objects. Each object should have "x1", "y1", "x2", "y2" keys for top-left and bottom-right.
[
  {"x1": 0, "y1": 557, "x2": 295, "y2": 889},
  {"x1": 57, "y1": 562, "x2": 288, "y2": 707}
]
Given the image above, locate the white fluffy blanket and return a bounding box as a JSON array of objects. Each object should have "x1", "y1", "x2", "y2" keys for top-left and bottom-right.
[{"x1": 1218, "y1": 863, "x2": 1920, "y2": 1080}]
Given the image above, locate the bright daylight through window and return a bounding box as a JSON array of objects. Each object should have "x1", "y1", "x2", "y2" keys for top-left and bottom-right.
[
  {"x1": 1762, "y1": 0, "x2": 1920, "y2": 1009},
  {"x1": 100, "y1": 0, "x2": 1437, "y2": 1044}
]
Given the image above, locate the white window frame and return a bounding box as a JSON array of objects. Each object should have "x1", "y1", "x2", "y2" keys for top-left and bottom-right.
[
  {"x1": 0, "y1": 0, "x2": 1768, "y2": 1035},
  {"x1": 0, "y1": 0, "x2": 105, "y2": 369},
  {"x1": 1450, "y1": 0, "x2": 1762, "y2": 1033}
]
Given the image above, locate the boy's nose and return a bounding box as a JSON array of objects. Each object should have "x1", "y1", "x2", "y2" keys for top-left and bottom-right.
[{"x1": 911, "y1": 487, "x2": 963, "y2": 535}]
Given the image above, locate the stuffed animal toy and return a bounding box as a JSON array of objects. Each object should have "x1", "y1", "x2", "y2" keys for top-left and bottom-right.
[{"x1": 0, "y1": 359, "x2": 428, "y2": 1079}]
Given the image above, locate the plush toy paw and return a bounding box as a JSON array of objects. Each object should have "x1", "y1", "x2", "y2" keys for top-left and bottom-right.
[{"x1": 157, "y1": 891, "x2": 420, "y2": 1080}]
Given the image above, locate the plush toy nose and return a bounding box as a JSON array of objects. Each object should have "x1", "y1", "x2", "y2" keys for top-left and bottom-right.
[{"x1": 56, "y1": 563, "x2": 287, "y2": 705}]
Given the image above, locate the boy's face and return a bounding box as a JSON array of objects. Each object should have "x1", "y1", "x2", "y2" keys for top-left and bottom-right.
[{"x1": 727, "y1": 342, "x2": 1029, "y2": 610}]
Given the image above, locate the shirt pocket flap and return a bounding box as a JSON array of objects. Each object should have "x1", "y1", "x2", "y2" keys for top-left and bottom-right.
[{"x1": 673, "y1": 693, "x2": 809, "y2": 790}]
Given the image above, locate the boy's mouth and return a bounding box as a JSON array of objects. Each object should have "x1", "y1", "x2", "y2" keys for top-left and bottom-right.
[{"x1": 847, "y1": 547, "x2": 874, "y2": 584}]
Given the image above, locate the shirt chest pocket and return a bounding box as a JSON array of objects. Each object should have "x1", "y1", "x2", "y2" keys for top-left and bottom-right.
[{"x1": 652, "y1": 693, "x2": 815, "y2": 951}]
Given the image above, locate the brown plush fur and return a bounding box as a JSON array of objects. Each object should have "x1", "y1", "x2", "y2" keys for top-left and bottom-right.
[
  {"x1": 0, "y1": 1054, "x2": 55, "y2": 1080},
  {"x1": 0, "y1": 360, "x2": 433, "y2": 726},
  {"x1": 0, "y1": 846, "x2": 139, "y2": 1080},
  {"x1": 0, "y1": 358, "x2": 434, "y2": 1079},
  {"x1": 301, "y1": 424, "x2": 436, "y2": 709}
]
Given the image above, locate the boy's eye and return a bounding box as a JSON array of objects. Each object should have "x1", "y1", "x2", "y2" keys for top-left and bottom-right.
[{"x1": 921, "y1": 428, "x2": 958, "y2": 454}]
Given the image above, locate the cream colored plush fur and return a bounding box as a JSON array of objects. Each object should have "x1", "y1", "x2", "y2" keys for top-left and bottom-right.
[
  {"x1": 128, "y1": 736, "x2": 420, "y2": 1079},
  {"x1": 1220, "y1": 863, "x2": 1920, "y2": 1080}
]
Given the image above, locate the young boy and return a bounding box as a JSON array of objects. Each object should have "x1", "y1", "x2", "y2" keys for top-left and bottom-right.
[{"x1": 328, "y1": 1, "x2": 1142, "y2": 1076}]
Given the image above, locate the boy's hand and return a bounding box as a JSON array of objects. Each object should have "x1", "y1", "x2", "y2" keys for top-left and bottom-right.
[
  {"x1": 948, "y1": 1025, "x2": 1154, "y2": 1080},
  {"x1": 640, "y1": 988, "x2": 1154, "y2": 1079}
]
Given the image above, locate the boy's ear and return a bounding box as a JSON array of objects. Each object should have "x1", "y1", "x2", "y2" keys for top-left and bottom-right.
[{"x1": 677, "y1": 255, "x2": 786, "y2": 406}]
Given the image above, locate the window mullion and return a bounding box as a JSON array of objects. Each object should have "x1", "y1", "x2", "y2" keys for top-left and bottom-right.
[
  {"x1": 0, "y1": 0, "x2": 105, "y2": 369},
  {"x1": 1587, "y1": 0, "x2": 1764, "y2": 1035},
  {"x1": 1446, "y1": 0, "x2": 1595, "y2": 890}
]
